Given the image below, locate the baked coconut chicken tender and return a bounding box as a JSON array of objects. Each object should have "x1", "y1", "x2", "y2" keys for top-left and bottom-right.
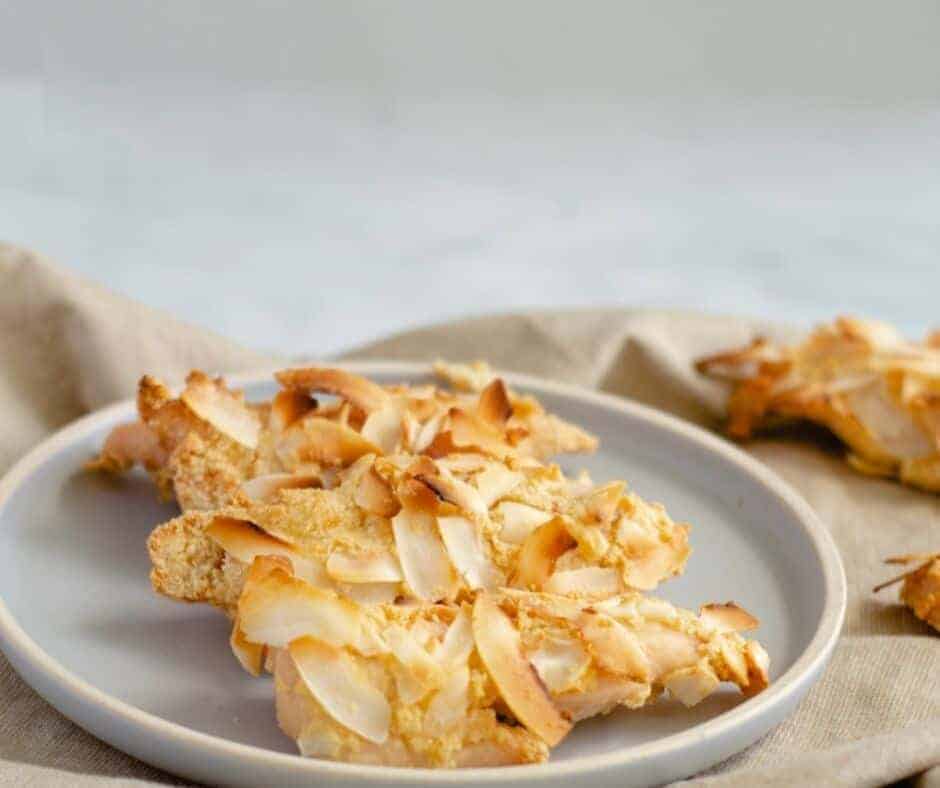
[
  {"x1": 147, "y1": 451, "x2": 691, "y2": 613},
  {"x1": 238, "y1": 557, "x2": 768, "y2": 767},
  {"x1": 697, "y1": 317, "x2": 940, "y2": 493},
  {"x1": 90, "y1": 363, "x2": 598, "y2": 511}
]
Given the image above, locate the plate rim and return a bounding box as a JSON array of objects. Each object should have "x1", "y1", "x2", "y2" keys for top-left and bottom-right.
[{"x1": 0, "y1": 361, "x2": 846, "y2": 784}]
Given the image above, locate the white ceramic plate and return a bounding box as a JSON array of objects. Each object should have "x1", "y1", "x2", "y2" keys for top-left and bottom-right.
[{"x1": 0, "y1": 363, "x2": 845, "y2": 787}]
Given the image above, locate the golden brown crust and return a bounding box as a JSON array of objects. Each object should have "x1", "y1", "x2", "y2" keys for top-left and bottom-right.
[{"x1": 147, "y1": 511, "x2": 246, "y2": 611}]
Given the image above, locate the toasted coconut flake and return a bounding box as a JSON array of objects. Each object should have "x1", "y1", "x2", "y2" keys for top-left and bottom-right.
[
  {"x1": 181, "y1": 374, "x2": 260, "y2": 449},
  {"x1": 449, "y1": 408, "x2": 514, "y2": 458},
  {"x1": 511, "y1": 518, "x2": 576, "y2": 590},
  {"x1": 275, "y1": 367, "x2": 391, "y2": 414},
  {"x1": 496, "y1": 502, "x2": 553, "y2": 544},
  {"x1": 544, "y1": 567, "x2": 622, "y2": 596},
  {"x1": 404, "y1": 454, "x2": 438, "y2": 478},
  {"x1": 634, "y1": 626, "x2": 699, "y2": 677},
  {"x1": 635, "y1": 597, "x2": 681, "y2": 624},
  {"x1": 438, "y1": 515, "x2": 503, "y2": 590},
  {"x1": 423, "y1": 430, "x2": 462, "y2": 459},
  {"x1": 269, "y1": 389, "x2": 317, "y2": 432},
  {"x1": 289, "y1": 636, "x2": 391, "y2": 744},
  {"x1": 472, "y1": 594, "x2": 572, "y2": 746},
  {"x1": 477, "y1": 378, "x2": 513, "y2": 426},
  {"x1": 435, "y1": 609, "x2": 474, "y2": 666},
  {"x1": 744, "y1": 641, "x2": 771, "y2": 694},
  {"x1": 238, "y1": 560, "x2": 361, "y2": 648},
  {"x1": 230, "y1": 619, "x2": 265, "y2": 676},
  {"x1": 401, "y1": 411, "x2": 420, "y2": 452},
  {"x1": 664, "y1": 665, "x2": 721, "y2": 707},
  {"x1": 353, "y1": 464, "x2": 400, "y2": 517},
  {"x1": 361, "y1": 406, "x2": 403, "y2": 454},
  {"x1": 432, "y1": 360, "x2": 494, "y2": 392},
  {"x1": 564, "y1": 520, "x2": 609, "y2": 562},
  {"x1": 205, "y1": 517, "x2": 332, "y2": 588},
  {"x1": 391, "y1": 501, "x2": 458, "y2": 602},
  {"x1": 338, "y1": 582, "x2": 400, "y2": 607},
  {"x1": 700, "y1": 602, "x2": 760, "y2": 633},
  {"x1": 623, "y1": 544, "x2": 685, "y2": 591},
  {"x1": 529, "y1": 638, "x2": 590, "y2": 693},
  {"x1": 719, "y1": 639, "x2": 750, "y2": 686},
  {"x1": 579, "y1": 613, "x2": 650, "y2": 681},
  {"x1": 436, "y1": 453, "x2": 491, "y2": 474},
  {"x1": 277, "y1": 417, "x2": 380, "y2": 468},
  {"x1": 411, "y1": 411, "x2": 447, "y2": 453},
  {"x1": 474, "y1": 464, "x2": 524, "y2": 507},
  {"x1": 582, "y1": 481, "x2": 624, "y2": 525},
  {"x1": 239, "y1": 473, "x2": 321, "y2": 502},
  {"x1": 416, "y1": 467, "x2": 489, "y2": 520},
  {"x1": 326, "y1": 550, "x2": 403, "y2": 584}
]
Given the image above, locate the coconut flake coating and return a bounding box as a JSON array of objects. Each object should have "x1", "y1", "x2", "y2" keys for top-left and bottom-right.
[
  {"x1": 147, "y1": 452, "x2": 691, "y2": 611},
  {"x1": 236, "y1": 558, "x2": 767, "y2": 767}
]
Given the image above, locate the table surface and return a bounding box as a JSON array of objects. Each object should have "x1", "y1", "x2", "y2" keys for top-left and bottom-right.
[{"x1": 3, "y1": 1, "x2": 939, "y2": 356}]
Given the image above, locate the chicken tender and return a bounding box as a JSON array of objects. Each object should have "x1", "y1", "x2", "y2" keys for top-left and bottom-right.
[
  {"x1": 147, "y1": 452, "x2": 691, "y2": 611},
  {"x1": 697, "y1": 317, "x2": 940, "y2": 493},
  {"x1": 91, "y1": 364, "x2": 598, "y2": 510},
  {"x1": 235, "y1": 557, "x2": 768, "y2": 767}
]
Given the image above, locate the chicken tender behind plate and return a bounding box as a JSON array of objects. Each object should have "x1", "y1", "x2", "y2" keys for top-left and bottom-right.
[{"x1": 697, "y1": 316, "x2": 940, "y2": 493}]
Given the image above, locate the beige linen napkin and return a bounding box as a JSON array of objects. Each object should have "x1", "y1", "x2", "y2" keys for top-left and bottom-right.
[{"x1": 1, "y1": 242, "x2": 938, "y2": 787}]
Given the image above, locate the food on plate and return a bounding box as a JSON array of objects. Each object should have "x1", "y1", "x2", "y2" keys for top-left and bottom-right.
[
  {"x1": 88, "y1": 360, "x2": 772, "y2": 769},
  {"x1": 89, "y1": 364, "x2": 598, "y2": 510},
  {"x1": 147, "y1": 450, "x2": 691, "y2": 612},
  {"x1": 696, "y1": 317, "x2": 940, "y2": 493},
  {"x1": 875, "y1": 553, "x2": 940, "y2": 631},
  {"x1": 235, "y1": 556, "x2": 768, "y2": 767}
]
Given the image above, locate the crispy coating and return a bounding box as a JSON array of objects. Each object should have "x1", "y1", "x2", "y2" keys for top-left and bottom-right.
[
  {"x1": 697, "y1": 317, "x2": 940, "y2": 493},
  {"x1": 147, "y1": 510, "x2": 246, "y2": 612}
]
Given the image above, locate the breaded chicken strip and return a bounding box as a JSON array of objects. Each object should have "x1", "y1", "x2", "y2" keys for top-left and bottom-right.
[
  {"x1": 697, "y1": 317, "x2": 940, "y2": 493},
  {"x1": 91, "y1": 364, "x2": 598, "y2": 509},
  {"x1": 147, "y1": 452, "x2": 691, "y2": 613},
  {"x1": 234, "y1": 557, "x2": 768, "y2": 767}
]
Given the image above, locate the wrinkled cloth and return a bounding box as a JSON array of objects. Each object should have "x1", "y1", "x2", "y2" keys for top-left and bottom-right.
[{"x1": 0, "y1": 242, "x2": 938, "y2": 787}]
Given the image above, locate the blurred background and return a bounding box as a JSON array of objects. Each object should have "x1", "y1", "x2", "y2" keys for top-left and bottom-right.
[{"x1": 2, "y1": 1, "x2": 939, "y2": 356}]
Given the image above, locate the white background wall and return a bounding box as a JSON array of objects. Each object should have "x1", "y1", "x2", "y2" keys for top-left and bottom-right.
[{"x1": 2, "y1": 2, "x2": 939, "y2": 355}]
